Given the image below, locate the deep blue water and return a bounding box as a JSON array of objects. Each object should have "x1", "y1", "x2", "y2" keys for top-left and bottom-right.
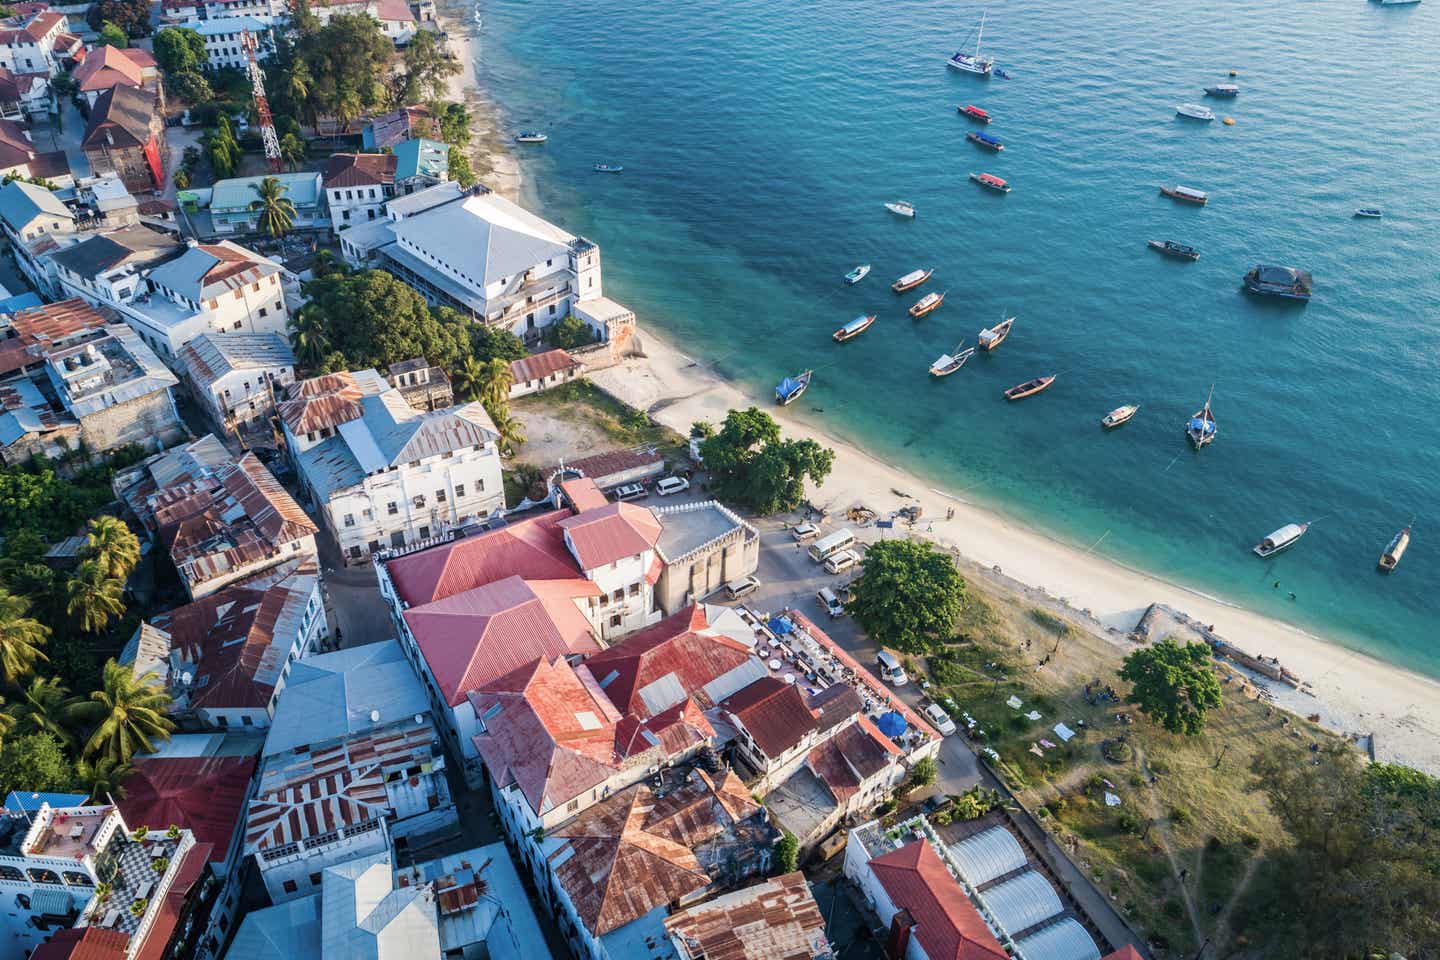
[{"x1": 466, "y1": 0, "x2": 1440, "y2": 676}]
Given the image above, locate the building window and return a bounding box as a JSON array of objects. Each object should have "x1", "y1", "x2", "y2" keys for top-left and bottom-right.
[
  {"x1": 343, "y1": 513, "x2": 355, "y2": 527},
  {"x1": 387, "y1": 502, "x2": 398, "y2": 515},
  {"x1": 418, "y1": 525, "x2": 430, "y2": 539},
  {"x1": 609, "y1": 614, "x2": 622, "y2": 628},
  {"x1": 259, "y1": 307, "x2": 268, "y2": 317},
  {"x1": 362, "y1": 508, "x2": 373, "y2": 520},
  {"x1": 435, "y1": 488, "x2": 446, "y2": 502},
  {"x1": 241, "y1": 715, "x2": 253, "y2": 726},
  {"x1": 309, "y1": 872, "x2": 322, "y2": 886},
  {"x1": 282, "y1": 879, "x2": 297, "y2": 894},
  {"x1": 216, "y1": 716, "x2": 228, "y2": 727},
  {"x1": 566, "y1": 799, "x2": 579, "y2": 813},
  {"x1": 611, "y1": 589, "x2": 623, "y2": 603},
  {"x1": 454, "y1": 483, "x2": 465, "y2": 498},
  {"x1": 628, "y1": 583, "x2": 639, "y2": 597}
]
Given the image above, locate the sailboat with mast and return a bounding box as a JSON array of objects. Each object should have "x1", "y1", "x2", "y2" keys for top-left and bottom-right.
[
  {"x1": 1186, "y1": 385, "x2": 1217, "y2": 449},
  {"x1": 946, "y1": 13, "x2": 995, "y2": 76}
]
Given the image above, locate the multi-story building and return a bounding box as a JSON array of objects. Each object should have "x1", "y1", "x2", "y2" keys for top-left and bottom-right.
[
  {"x1": 70, "y1": 45, "x2": 162, "y2": 108},
  {"x1": 0, "y1": 118, "x2": 69, "y2": 184},
  {"x1": 176, "y1": 331, "x2": 295, "y2": 434},
  {"x1": 0, "y1": 298, "x2": 184, "y2": 463},
  {"x1": 0, "y1": 179, "x2": 75, "y2": 291},
  {"x1": 0, "y1": 65, "x2": 53, "y2": 121},
  {"x1": 45, "y1": 224, "x2": 185, "y2": 307},
  {"x1": 663, "y1": 872, "x2": 834, "y2": 960},
  {"x1": 339, "y1": 182, "x2": 636, "y2": 346},
  {"x1": 160, "y1": 0, "x2": 287, "y2": 22},
  {"x1": 392, "y1": 136, "x2": 448, "y2": 193},
  {"x1": 184, "y1": 16, "x2": 277, "y2": 70},
  {"x1": 322, "y1": 152, "x2": 395, "y2": 229},
  {"x1": 205, "y1": 171, "x2": 326, "y2": 236},
  {"x1": 308, "y1": 0, "x2": 415, "y2": 42},
  {"x1": 384, "y1": 356, "x2": 451, "y2": 409},
  {"x1": 278, "y1": 369, "x2": 505, "y2": 562},
  {"x1": 112, "y1": 436, "x2": 318, "y2": 599},
  {"x1": 0, "y1": 11, "x2": 68, "y2": 76},
  {"x1": 81, "y1": 84, "x2": 167, "y2": 194}
]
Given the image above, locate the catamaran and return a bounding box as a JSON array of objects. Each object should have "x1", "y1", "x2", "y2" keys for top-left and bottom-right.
[
  {"x1": 946, "y1": 13, "x2": 995, "y2": 75},
  {"x1": 1186, "y1": 385, "x2": 1217, "y2": 449}
]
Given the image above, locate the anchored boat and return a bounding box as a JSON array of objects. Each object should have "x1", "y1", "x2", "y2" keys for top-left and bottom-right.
[
  {"x1": 892, "y1": 268, "x2": 933, "y2": 293},
  {"x1": 909, "y1": 291, "x2": 947, "y2": 318},
  {"x1": 1102, "y1": 404, "x2": 1139, "y2": 428},
  {"x1": 1379, "y1": 527, "x2": 1411, "y2": 572},
  {"x1": 594, "y1": 163, "x2": 623, "y2": 173},
  {"x1": 1354, "y1": 208, "x2": 1383, "y2": 219},
  {"x1": 515, "y1": 131, "x2": 548, "y2": 143},
  {"x1": 1203, "y1": 84, "x2": 1239, "y2": 97},
  {"x1": 885, "y1": 200, "x2": 917, "y2": 218},
  {"x1": 969, "y1": 172, "x2": 1011, "y2": 193},
  {"x1": 1148, "y1": 239, "x2": 1200, "y2": 260},
  {"x1": 945, "y1": 12, "x2": 995, "y2": 75},
  {"x1": 929, "y1": 343, "x2": 974, "y2": 377},
  {"x1": 1160, "y1": 184, "x2": 1208, "y2": 205},
  {"x1": 958, "y1": 104, "x2": 993, "y2": 123},
  {"x1": 977, "y1": 316, "x2": 1015, "y2": 351},
  {"x1": 845, "y1": 263, "x2": 871, "y2": 285},
  {"x1": 775, "y1": 370, "x2": 812, "y2": 406},
  {"x1": 1176, "y1": 103, "x2": 1216, "y2": 121},
  {"x1": 1186, "y1": 385, "x2": 1217, "y2": 449},
  {"x1": 967, "y1": 131, "x2": 1004, "y2": 151},
  {"x1": 1243, "y1": 264, "x2": 1313, "y2": 300},
  {"x1": 833, "y1": 314, "x2": 876, "y2": 342},
  {"x1": 1254, "y1": 522, "x2": 1310, "y2": 558},
  {"x1": 1004, "y1": 375, "x2": 1055, "y2": 401}
]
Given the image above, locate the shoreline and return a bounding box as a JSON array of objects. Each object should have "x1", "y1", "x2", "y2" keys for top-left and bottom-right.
[
  {"x1": 436, "y1": 5, "x2": 522, "y2": 203},
  {"x1": 588, "y1": 330, "x2": 1440, "y2": 774}
]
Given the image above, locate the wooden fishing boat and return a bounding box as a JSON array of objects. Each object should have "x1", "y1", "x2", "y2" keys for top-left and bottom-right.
[
  {"x1": 977, "y1": 316, "x2": 1015, "y2": 351},
  {"x1": 1354, "y1": 208, "x2": 1383, "y2": 219},
  {"x1": 1254, "y1": 522, "x2": 1309, "y2": 558},
  {"x1": 958, "y1": 104, "x2": 993, "y2": 123},
  {"x1": 1004, "y1": 375, "x2": 1055, "y2": 400},
  {"x1": 1102, "y1": 404, "x2": 1139, "y2": 428},
  {"x1": 1378, "y1": 527, "x2": 1411, "y2": 572},
  {"x1": 967, "y1": 131, "x2": 1004, "y2": 151},
  {"x1": 775, "y1": 370, "x2": 812, "y2": 406},
  {"x1": 1147, "y1": 239, "x2": 1200, "y2": 260},
  {"x1": 833, "y1": 314, "x2": 876, "y2": 342},
  {"x1": 929, "y1": 344, "x2": 974, "y2": 377},
  {"x1": 969, "y1": 172, "x2": 1011, "y2": 193},
  {"x1": 1186, "y1": 385, "x2": 1217, "y2": 449},
  {"x1": 1160, "y1": 184, "x2": 1208, "y2": 205},
  {"x1": 891, "y1": 268, "x2": 933, "y2": 293},
  {"x1": 909, "y1": 291, "x2": 946, "y2": 318}
]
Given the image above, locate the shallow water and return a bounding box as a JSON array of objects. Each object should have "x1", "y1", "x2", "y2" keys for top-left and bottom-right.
[{"x1": 468, "y1": 0, "x2": 1440, "y2": 675}]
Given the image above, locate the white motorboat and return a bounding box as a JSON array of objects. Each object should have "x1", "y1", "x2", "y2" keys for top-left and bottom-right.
[
  {"x1": 845, "y1": 263, "x2": 871, "y2": 284},
  {"x1": 945, "y1": 12, "x2": 995, "y2": 75},
  {"x1": 1254, "y1": 522, "x2": 1310, "y2": 558},
  {"x1": 885, "y1": 200, "x2": 916, "y2": 218},
  {"x1": 1175, "y1": 103, "x2": 1216, "y2": 121},
  {"x1": 1102, "y1": 404, "x2": 1139, "y2": 428}
]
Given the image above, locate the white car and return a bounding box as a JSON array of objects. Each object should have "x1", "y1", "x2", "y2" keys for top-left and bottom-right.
[
  {"x1": 655, "y1": 476, "x2": 690, "y2": 496},
  {"x1": 612, "y1": 483, "x2": 647, "y2": 501},
  {"x1": 724, "y1": 575, "x2": 761, "y2": 600},
  {"x1": 790, "y1": 521, "x2": 820, "y2": 542},
  {"x1": 924, "y1": 703, "x2": 957, "y2": 736},
  {"x1": 823, "y1": 549, "x2": 859, "y2": 574}
]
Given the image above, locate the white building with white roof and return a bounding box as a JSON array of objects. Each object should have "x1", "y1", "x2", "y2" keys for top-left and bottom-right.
[{"x1": 177, "y1": 331, "x2": 295, "y2": 432}]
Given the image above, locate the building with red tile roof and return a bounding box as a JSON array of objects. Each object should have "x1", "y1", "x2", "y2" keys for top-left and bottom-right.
[
  {"x1": 71, "y1": 45, "x2": 159, "y2": 104},
  {"x1": 557, "y1": 501, "x2": 663, "y2": 570},
  {"x1": 118, "y1": 756, "x2": 256, "y2": 868},
  {"x1": 864, "y1": 839, "x2": 1009, "y2": 960},
  {"x1": 557, "y1": 475, "x2": 608, "y2": 513},
  {"x1": 322, "y1": 152, "x2": 397, "y2": 230},
  {"x1": 507, "y1": 347, "x2": 581, "y2": 399},
  {"x1": 386, "y1": 508, "x2": 580, "y2": 605}
]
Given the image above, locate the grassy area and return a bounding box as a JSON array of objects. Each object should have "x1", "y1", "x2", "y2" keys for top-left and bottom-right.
[
  {"x1": 922, "y1": 570, "x2": 1341, "y2": 958},
  {"x1": 512, "y1": 379, "x2": 685, "y2": 452}
]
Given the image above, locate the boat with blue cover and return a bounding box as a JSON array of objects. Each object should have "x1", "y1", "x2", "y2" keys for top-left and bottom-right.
[
  {"x1": 967, "y1": 131, "x2": 1004, "y2": 151},
  {"x1": 776, "y1": 370, "x2": 812, "y2": 405},
  {"x1": 1187, "y1": 386, "x2": 1217, "y2": 449},
  {"x1": 833, "y1": 315, "x2": 876, "y2": 342},
  {"x1": 1148, "y1": 239, "x2": 1200, "y2": 260},
  {"x1": 1243, "y1": 264, "x2": 1312, "y2": 300}
]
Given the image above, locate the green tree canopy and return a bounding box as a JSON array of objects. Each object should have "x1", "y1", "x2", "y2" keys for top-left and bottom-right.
[
  {"x1": 83, "y1": 516, "x2": 140, "y2": 582},
  {"x1": 0, "y1": 734, "x2": 75, "y2": 793},
  {"x1": 250, "y1": 176, "x2": 297, "y2": 238},
  {"x1": 294, "y1": 269, "x2": 471, "y2": 374},
  {"x1": 396, "y1": 29, "x2": 459, "y2": 104},
  {"x1": 97, "y1": 20, "x2": 128, "y2": 48},
  {"x1": 1117, "y1": 637, "x2": 1222, "y2": 736},
  {"x1": 699, "y1": 407, "x2": 834, "y2": 515},
  {"x1": 846, "y1": 539, "x2": 966, "y2": 655},
  {"x1": 78, "y1": 660, "x2": 176, "y2": 763},
  {"x1": 773, "y1": 831, "x2": 799, "y2": 875},
  {"x1": 547, "y1": 315, "x2": 596, "y2": 350},
  {"x1": 86, "y1": 0, "x2": 149, "y2": 37},
  {"x1": 153, "y1": 27, "x2": 206, "y2": 73},
  {"x1": 466, "y1": 320, "x2": 526, "y2": 363},
  {"x1": 66, "y1": 560, "x2": 126, "y2": 635},
  {"x1": 447, "y1": 146, "x2": 476, "y2": 189},
  {"x1": 12, "y1": 677, "x2": 85, "y2": 748},
  {"x1": 0, "y1": 463, "x2": 115, "y2": 539},
  {"x1": 0, "y1": 587, "x2": 50, "y2": 685},
  {"x1": 295, "y1": 14, "x2": 393, "y2": 127}
]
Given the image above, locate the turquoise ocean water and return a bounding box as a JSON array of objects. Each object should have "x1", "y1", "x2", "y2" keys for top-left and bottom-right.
[{"x1": 466, "y1": 0, "x2": 1440, "y2": 676}]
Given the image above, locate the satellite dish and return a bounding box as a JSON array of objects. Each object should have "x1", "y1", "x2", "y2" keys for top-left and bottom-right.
[
  {"x1": 414, "y1": 714, "x2": 423, "y2": 725},
  {"x1": 369, "y1": 709, "x2": 380, "y2": 723}
]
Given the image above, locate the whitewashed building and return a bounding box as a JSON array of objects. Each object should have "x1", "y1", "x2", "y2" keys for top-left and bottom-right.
[
  {"x1": 184, "y1": 17, "x2": 278, "y2": 70},
  {"x1": 0, "y1": 11, "x2": 69, "y2": 77},
  {"x1": 321, "y1": 152, "x2": 395, "y2": 230},
  {"x1": 177, "y1": 331, "x2": 295, "y2": 433},
  {"x1": 278, "y1": 369, "x2": 506, "y2": 562}
]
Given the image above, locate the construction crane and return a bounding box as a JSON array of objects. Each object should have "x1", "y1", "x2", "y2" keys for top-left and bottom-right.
[{"x1": 242, "y1": 30, "x2": 282, "y2": 173}]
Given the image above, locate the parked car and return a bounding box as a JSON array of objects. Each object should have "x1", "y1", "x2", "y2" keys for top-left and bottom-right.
[
  {"x1": 724, "y1": 575, "x2": 761, "y2": 600},
  {"x1": 816, "y1": 586, "x2": 845, "y2": 618},
  {"x1": 823, "y1": 549, "x2": 859, "y2": 574},
  {"x1": 875, "y1": 650, "x2": 908, "y2": 686},
  {"x1": 655, "y1": 475, "x2": 690, "y2": 496},
  {"x1": 790, "y1": 521, "x2": 821, "y2": 543},
  {"x1": 924, "y1": 703, "x2": 957, "y2": 736},
  {"x1": 612, "y1": 483, "x2": 647, "y2": 501}
]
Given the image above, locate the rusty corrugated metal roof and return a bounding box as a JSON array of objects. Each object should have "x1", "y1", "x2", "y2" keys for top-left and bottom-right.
[{"x1": 663, "y1": 871, "x2": 831, "y2": 960}]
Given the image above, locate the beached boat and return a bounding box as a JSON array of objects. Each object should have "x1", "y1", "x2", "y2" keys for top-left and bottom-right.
[
  {"x1": 969, "y1": 172, "x2": 1011, "y2": 193},
  {"x1": 1102, "y1": 404, "x2": 1139, "y2": 428},
  {"x1": 977, "y1": 316, "x2": 1015, "y2": 351},
  {"x1": 885, "y1": 200, "x2": 917, "y2": 218},
  {"x1": 1176, "y1": 103, "x2": 1216, "y2": 121},
  {"x1": 958, "y1": 104, "x2": 993, "y2": 123},
  {"x1": 593, "y1": 163, "x2": 623, "y2": 173},
  {"x1": 1004, "y1": 375, "x2": 1055, "y2": 401},
  {"x1": 1354, "y1": 208, "x2": 1383, "y2": 218},
  {"x1": 1160, "y1": 184, "x2": 1209, "y2": 205},
  {"x1": 967, "y1": 131, "x2": 1005, "y2": 151},
  {"x1": 1148, "y1": 239, "x2": 1200, "y2": 260},
  {"x1": 1186, "y1": 386, "x2": 1217, "y2": 449},
  {"x1": 1203, "y1": 85, "x2": 1239, "y2": 97},
  {"x1": 845, "y1": 263, "x2": 871, "y2": 285},
  {"x1": 891, "y1": 268, "x2": 933, "y2": 293},
  {"x1": 909, "y1": 291, "x2": 947, "y2": 319},
  {"x1": 1379, "y1": 527, "x2": 1411, "y2": 572},
  {"x1": 1244, "y1": 264, "x2": 1313, "y2": 300},
  {"x1": 514, "y1": 131, "x2": 548, "y2": 143},
  {"x1": 945, "y1": 12, "x2": 995, "y2": 75},
  {"x1": 775, "y1": 370, "x2": 812, "y2": 406},
  {"x1": 929, "y1": 343, "x2": 974, "y2": 377},
  {"x1": 833, "y1": 314, "x2": 876, "y2": 342},
  {"x1": 1254, "y1": 522, "x2": 1310, "y2": 558}
]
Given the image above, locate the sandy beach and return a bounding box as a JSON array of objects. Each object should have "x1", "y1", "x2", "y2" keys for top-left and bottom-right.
[
  {"x1": 438, "y1": 9, "x2": 522, "y2": 202},
  {"x1": 588, "y1": 331, "x2": 1440, "y2": 774}
]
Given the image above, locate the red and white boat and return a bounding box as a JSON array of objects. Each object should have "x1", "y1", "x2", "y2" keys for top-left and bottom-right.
[
  {"x1": 958, "y1": 104, "x2": 992, "y2": 123},
  {"x1": 969, "y1": 172, "x2": 1011, "y2": 193}
]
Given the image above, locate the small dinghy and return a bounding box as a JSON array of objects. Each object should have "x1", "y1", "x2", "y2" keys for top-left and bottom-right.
[
  {"x1": 1354, "y1": 208, "x2": 1383, "y2": 219},
  {"x1": 1004, "y1": 375, "x2": 1055, "y2": 400},
  {"x1": 845, "y1": 263, "x2": 871, "y2": 285},
  {"x1": 929, "y1": 343, "x2": 973, "y2": 377},
  {"x1": 1148, "y1": 239, "x2": 1200, "y2": 260},
  {"x1": 1102, "y1": 404, "x2": 1139, "y2": 428},
  {"x1": 515, "y1": 131, "x2": 548, "y2": 143},
  {"x1": 594, "y1": 163, "x2": 623, "y2": 173}
]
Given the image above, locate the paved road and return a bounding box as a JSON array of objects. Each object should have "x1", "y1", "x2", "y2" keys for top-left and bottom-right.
[{"x1": 314, "y1": 526, "x2": 396, "y2": 650}]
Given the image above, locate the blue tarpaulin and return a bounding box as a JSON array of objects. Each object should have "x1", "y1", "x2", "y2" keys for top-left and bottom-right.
[
  {"x1": 877, "y1": 711, "x2": 908, "y2": 738},
  {"x1": 876, "y1": 519, "x2": 894, "y2": 529},
  {"x1": 767, "y1": 616, "x2": 794, "y2": 635}
]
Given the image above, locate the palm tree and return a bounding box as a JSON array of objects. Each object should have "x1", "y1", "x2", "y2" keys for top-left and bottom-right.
[
  {"x1": 0, "y1": 700, "x2": 16, "y2": 741},
  {"x1": 288, "y1": 307, "x2": 330, "y2": 371},
  {"x1": 286, "y1": 59, "x2": 311, "y2": 117},
  {"x1": 66, "y1": 560, "x2": 126, "y2": 635},
  {"x1": 0, "y1": 588, "x2": 49, "y2": 685},
  {"x1": 84, "y1": 516, "x2": 140, "y2": 582},
  {"x1": 485, "y1": 402, "x2": 527, "y2": 457},
  {"x1": 76, "y1": 755, "x2": 135, "y2": 804},
  {"x1": 478, "y1": 357, "x2": 514, "y2": 408},
  {"x1": 79, "y1": 660, "x2": 175, "y2": 763},
  {"x1": 250, "y1": 176, "x2": 296, "y2": 238},
  {"x1": 453, "y1": 355, "x2": 485, "y2": 402},
  {"x1": 13, "y1": 677, "x2": 85, "y2": 747},
  {"x1": 280, "y1": 132, "x2": 307, "y2": 172}
]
